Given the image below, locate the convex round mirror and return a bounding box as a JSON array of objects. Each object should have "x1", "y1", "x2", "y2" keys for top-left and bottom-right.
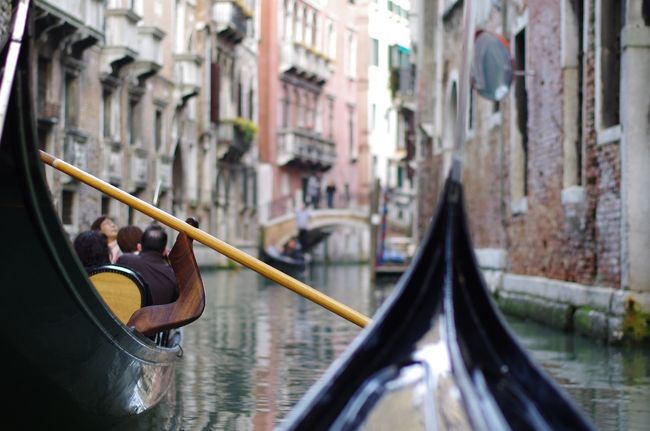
[{"x1": 471, "y1": 30, "x2": 514, "y2": 102}]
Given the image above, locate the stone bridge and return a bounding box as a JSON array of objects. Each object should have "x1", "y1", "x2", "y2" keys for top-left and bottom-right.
[{"x1": 261, "y1": 208, "x2": 370, "y2": 251}]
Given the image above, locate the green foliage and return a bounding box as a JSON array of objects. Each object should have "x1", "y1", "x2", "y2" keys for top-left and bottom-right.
[
  {"x1": 623, "y1": 297, "x2": 650, "y2": 343},
  {"x1": 233, "y1": 117, "x2": 258, "y2": 145}
]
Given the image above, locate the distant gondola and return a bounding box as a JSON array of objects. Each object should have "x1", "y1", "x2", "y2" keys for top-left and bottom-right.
[
  {"x1": 0, "y1": 2, "x2": 205, "y2": 427},
  {"x1": 262, "y1": 245, "x2": 307, "y2": 274}
]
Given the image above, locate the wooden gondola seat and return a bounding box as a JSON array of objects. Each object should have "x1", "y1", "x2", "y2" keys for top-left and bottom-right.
[{"x1": 88, "y1": 265, "x2": 152, "y2": 325}]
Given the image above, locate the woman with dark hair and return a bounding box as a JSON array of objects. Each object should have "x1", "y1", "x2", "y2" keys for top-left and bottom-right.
[
  {"x1": 91, "y1": 215, "x2": 121, "y2": 263},
  {"x1": 117, "y1": 225, "x2": 143, "y2": 254},
  {"x1": 73, "y1": 230, "x2": 111, "y2": 270}
]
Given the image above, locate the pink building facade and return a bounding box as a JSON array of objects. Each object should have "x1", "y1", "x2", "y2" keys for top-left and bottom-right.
[{"x1": 259, "y1": 0, "x2": 363, "y2": 218}]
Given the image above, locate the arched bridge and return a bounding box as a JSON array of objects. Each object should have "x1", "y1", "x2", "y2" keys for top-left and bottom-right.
[{"x1": 261, "y1": 208, "x2": 370, "y2": 252}]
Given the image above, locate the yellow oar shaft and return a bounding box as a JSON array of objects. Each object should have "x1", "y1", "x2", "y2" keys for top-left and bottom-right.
[{"x1": 40, "y1": 150, "x2": 371, "y2": 328}]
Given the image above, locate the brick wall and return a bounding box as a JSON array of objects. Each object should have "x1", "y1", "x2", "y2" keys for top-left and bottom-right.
[
  {"x1": 418, "y1": 0, "x2": 623, "y2": 289},
  {"x1": 416, "y1": 155, "x2": 444, "y2": 238}
]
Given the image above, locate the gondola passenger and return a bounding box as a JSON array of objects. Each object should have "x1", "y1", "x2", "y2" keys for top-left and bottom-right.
[
  {"x1": 91, "y1": 215, "x2": 122, "y2": 263},
  {"x1": 73, "y1": 230, "x2": 111, "y2": 270},
  {"x1": 116, "y1": 224, "x2": 179, "y2": 306},
  {"x1": 117, "y1": 225, "x2": 143, "y2": 255}
]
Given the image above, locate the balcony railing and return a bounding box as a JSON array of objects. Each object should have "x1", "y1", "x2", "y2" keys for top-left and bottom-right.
[
  {"x1": 212, "y1": 0, "x2": 249, "y2": 43},
  {"x1": 389, "y1": 65, "x2": 416, "y2": 105},
  {"x1": 132, "y1": 26, "x2": 165, "y2": 79},
  {"x1": 174, "y1": 53, "x2": 203, "y2": 100},
  {"x1": 217, "y1": 120, "x2": 253, "y2": 161},
  {"x1": 277, "y1": 129, "x2": 336, "y2": 170},
  {"x1": 280, "y1": 42, "x2": 332, "y2": 85},
  {"x1": 101, "y1": 7, "x2": 141, "y2": 74}
]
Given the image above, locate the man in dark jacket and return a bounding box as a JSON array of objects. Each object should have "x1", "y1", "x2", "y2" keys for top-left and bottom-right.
[{"x1": 116, "y1": 224, "x2": 178, "y2": 305}]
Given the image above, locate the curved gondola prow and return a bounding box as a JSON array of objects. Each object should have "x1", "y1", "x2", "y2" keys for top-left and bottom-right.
[
  {"x1": 280, "y1": 177, "x2": 596, "y2": 430},
  {"x1": 280, "y1": 177, "x2": 453, "y2": 430},
  {"x1": 127, "y1": 218, "x2": 206, "y2": 336},
  {"x1": 449, "y1": 183, "x2": 594, "y2": 430}
]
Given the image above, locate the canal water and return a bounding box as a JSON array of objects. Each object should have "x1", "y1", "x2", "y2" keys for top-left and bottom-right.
[{"x1": 124, "y1": 265, "x2": 650, "y2": 430}]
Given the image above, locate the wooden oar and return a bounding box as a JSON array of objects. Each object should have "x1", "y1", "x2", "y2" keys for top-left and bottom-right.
[{"x1": 40, "y1": 150, "x2": 371, "y2": 328}]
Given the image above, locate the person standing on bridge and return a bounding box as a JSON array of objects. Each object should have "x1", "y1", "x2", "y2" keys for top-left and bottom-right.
[
  {"x1": 295, "y1": 203, "x2": 311, "y2": 254},
  {"x1": 325, "y1": 179, "x2": 336, "y2": 209},
  {"x1": 307, "y1": 174, "x2": 321, "y2": 209}
]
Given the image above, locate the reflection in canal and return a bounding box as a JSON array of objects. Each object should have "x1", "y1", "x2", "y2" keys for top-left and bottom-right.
[
  {"x1": 123, "y1": 265, "x2": 649, "y2": 430},
  {"x1": 506, "y1": 316, "x2": 650, "y2": 431}
]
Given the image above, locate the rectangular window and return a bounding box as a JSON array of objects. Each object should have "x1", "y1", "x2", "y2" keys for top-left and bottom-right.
[
  {"x1": 370, "y1": 103, "x2": 376, "y2": 131},
  {"x1": 248, "y1": 88, "x2": 254, "y2": 121},
  {"x1": 128, "y1": 100, "x2": 135, "y2": 145},
  {"x1": 61, "y1": 190, "x2": 75, "y2": 225},
  {"x1": 64, "y1": 75, "x2": 77, "y2": 128},
  {"x1": 345, "y1": 31, "x2": 357, "y2": 78},
  {"x1": 467, "y1": 88, "x2": 474, "y2": 132},
  {"x1": 242, "y1": 169, "x2": 248, "y2": 209},
  {"x1": 328, "y1": 21, "x2": 337, "y2": 59},
  {"x1": 281, "y1": 86, "x2": 289, "y2": 128},
  {"x1": 210, "y1": 62, "x2": 220, "y2": 125},
  {"x1": 514, "y1": 27, "x2": 529, "y2": 196},
  {"x1": 348, "y1": 106, "x2": 356, "y2": 161},
  {"x1": 600, "y1": 0, "x2": 624, "y2": 128},
  {"x1": 128, "y1": 98, "x2": 141, "y2": 146},
  {"x1": 328, "y1": 97, "x2": 335, "y2": 140},
  {"x1": 295, "y1": 91, "x2": 303, "y2": 128},
  {"x1": 101, "y1": 196, "x2": 111, "y2": 216},
  {"x1": 155, "y1": 109, "x2": 163, "y2": 150},
  {"x1": 371, "y1": 38, "x2": 379, "y2": 66},
  {"x1": 103, "y1": 91, "x2": 112, "y2": 138},
  {"x1": 37, "y1": 57, "x2": 48, "y2": 114},
  {"x1": 237, "y1": 82, "x2": 243, "y2": 118}
]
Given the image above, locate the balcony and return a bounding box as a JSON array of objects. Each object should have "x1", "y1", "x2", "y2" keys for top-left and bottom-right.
[
  {"x1": 389, "y1": 65, "x2": 416, "y2": 109},
  {"x1": 62, "y1": 129, "x2": 89, "y2": 183},
  {"x1": 216, "y1": 119, "x2": 254, "y2": 162},
  {"x1": 132, "y1": 26, "x2": 166, "y2": 80},
  {"x1": 101, "y1": 7, "x2": 141, "y2": 74},
  {"x1": 34, "y1": 0, "x2": 103, "y2": 56},
  {"x1": 212, "y1": 0, "x2": 250, "y2": 44},
  {"x1": 277, "y1": 129, "x2": 336, "y2": 171},
  {"x1": 280, "y1": 42, "x2": 332, "y2": 86},
  {"x1": 103, "y1": 143, "x2": 123, "y2": 185},
  {"x1": 128, "y1": 147, "x2": 149, "y2": 191},
  {"x1": 174, "y1": 53, "x2": 203, "y2": 100},
  {"x1": 154, "y1": 155, "x2": 173, "y2": 191},
  {"x1": 37, "y1": 101, "x2": 60, "y2": 128}
]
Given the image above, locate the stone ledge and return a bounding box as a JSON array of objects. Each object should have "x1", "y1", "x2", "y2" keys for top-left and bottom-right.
[
  {"x1": 495, "y1": 273, "x2": 650, "y2": 344},
  {"x1": 503, "y1": 274, "x2": 614, "y2": 312},
  {"x1": 496, "y1": 290, "x2": 574, "y2": 331},
  {"x1": 475, "y1": 248, "x2": 508, "y2": 270}
]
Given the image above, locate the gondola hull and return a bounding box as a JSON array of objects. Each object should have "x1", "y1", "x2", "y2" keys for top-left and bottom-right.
[
  {"x1": 261, "y1": 247, "x2": 307, "y2": 274},
  {"x1": 1, "y1": 2, "x2": 180, "y2": 427}
]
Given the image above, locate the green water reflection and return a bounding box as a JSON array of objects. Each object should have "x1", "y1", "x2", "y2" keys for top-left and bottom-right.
[
  {"x1": 124, "y1": 265, "x2": 649, "y2": 430},
  {"x1": 505, "y1": 315, "x2": 650, "y2": 431}
]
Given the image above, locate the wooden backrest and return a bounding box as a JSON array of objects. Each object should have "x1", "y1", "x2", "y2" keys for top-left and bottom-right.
[
  {"x1": 88, "y1": 265, "x2": 151, "y2": 324},
  {"x1": 127, "y1": 218, "x2": 206, "y2": 336}
]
